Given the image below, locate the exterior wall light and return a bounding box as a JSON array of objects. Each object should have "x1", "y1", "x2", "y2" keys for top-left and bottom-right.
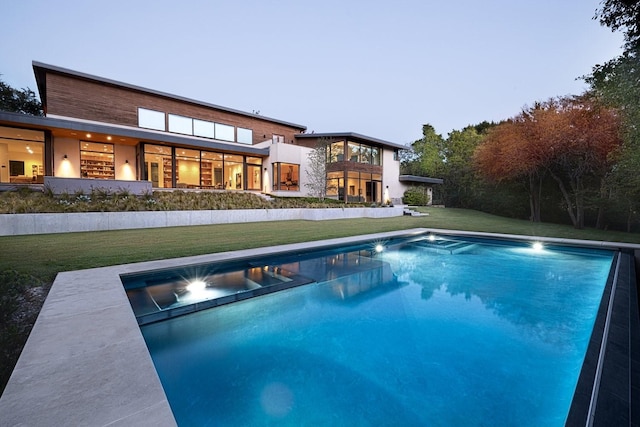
[
  {"x1": 125, "y1": 159, "x2": 129, "y2": 164},
  {"x1": 63, "y1": 154, "x2": 68, "y2": 159}
]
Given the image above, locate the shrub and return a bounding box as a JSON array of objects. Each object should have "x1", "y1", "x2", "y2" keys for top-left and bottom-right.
[{"x1": 402, "y1": 187, "x2": 431, "y2": 206}]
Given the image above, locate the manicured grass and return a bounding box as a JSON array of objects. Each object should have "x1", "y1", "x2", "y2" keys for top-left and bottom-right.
[{"x1": 1, "y1": 207, "x2": 638, "y2": 284}]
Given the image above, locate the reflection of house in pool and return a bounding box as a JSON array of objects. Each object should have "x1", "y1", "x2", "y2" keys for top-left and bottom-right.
[
  {"x1": 123, "y1": 264, "x2": 314, "y2": 325},
  {"x1": 123, "y1": 247, "x2": 402, "y2": 324},
  {"x1": 271, "y1": 250, "x2": 401, "y2": 303}
]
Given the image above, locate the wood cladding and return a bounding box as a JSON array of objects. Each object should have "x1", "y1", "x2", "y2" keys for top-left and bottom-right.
[{"x1": 45, "y1": 73, "x2": 304, "y2": 145}]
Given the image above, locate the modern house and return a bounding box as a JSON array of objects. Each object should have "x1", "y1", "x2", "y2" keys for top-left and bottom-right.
[{"x1": 0, "y1": 61, "x2": 438, "y2": 203}]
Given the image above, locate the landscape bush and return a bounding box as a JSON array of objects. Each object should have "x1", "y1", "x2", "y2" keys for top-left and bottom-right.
[{"x1": 0, "y1": 188, "x2": 367, "y2": 214}]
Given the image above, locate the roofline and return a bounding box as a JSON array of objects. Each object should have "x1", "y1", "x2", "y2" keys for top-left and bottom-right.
[
  {"x1": 294, "y1": 132, "x2": 407, "y2": 150},
  {"x1": 32, "y1": 61, "x2": 307, "y2": 131},
  {"x1": 399, "y1": 175, "x2": 444, "y2": 185},
  {"x1": 0, "y1": 110, "x2": 270, "y2": 156}
]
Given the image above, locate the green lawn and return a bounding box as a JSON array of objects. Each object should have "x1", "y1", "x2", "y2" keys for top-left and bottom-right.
[{"x1": 2, "y1": 207, "x2": 638, "y2": 283}]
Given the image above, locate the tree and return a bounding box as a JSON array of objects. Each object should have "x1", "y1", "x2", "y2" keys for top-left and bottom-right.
[
  {"x1": 585, "y1": 6, "x2": 640, "y2": 230},
  {"x1": 474, "y1": 96, "x2": 622, "y2": 228},
  {"x1": 0, "y1": 76, "x2": 43, "y2": 116},
  {"x1": 595, "y1": 0, "x2": 640, "y2": 50},
  {"x1": 475, "y1": 117, "x2": 546, "y2": 222},
  {"x1": 440, "y1": 125, "x2": 487, "y2": 208},
  {"x1": 411, "y1": 124, "x2": 446, "y2": 177},
  {"x1": 304, "y1": 137, "x2": 331, "y2": 200}
]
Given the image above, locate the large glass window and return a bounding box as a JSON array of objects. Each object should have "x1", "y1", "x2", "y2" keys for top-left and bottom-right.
[
  {"x1": 326, "y1": 171, "x2": 343, "y2": 199},
  {"x1": 246, "y1": 157, "x2": 262, "y2": 191},
  {"x1": 273, "y1": 163, "x2": 299, "y2": 191},
  {"x1": 343, "y1": 141, "x2": 381, "y2": 165},
  {"x1": 237, "y1": 128, "x2": 253, "y2": 145},
  {"x1": 346, "y1": 171, "x2": 362, "y2": 202},
  {"x1": 194, "y1": 119, "x2": 215, "y2": 138},
  {"x1": 0, "y1": 127, "x2": 45, "y2": 184},
  {"x1": 201, "y1": 151, "x2": 223, "y2": 188},
  {"x1": 341, "y1": 171, "x2": 382, "y2": 203},
  {"x1": 137, "y1": 108, "x2": 255, "y2": 144},
  {"x1": 371, "y1": 146, "x2": 381, "y2": 165},
  {"x1": 224, "y1": 154, "x2": 243, "y2": 190},
  {"x1": 176, "y1": 148, "x2": 200, "y2": 188},
  {"x1": 168, "y1": 114, "x2": 193, "y2": 135},
  {"x1": 138, "y1": 108, "x2": 165, "y2": 131},
  {"x1": 216, "y1": 123, "x2": 235, "y2": 142},
  {"x1": 144, "y1": 144, "x2": 173, "y2": 188},
  {"x1": 347, "y1": 142, "x2": 360, "y2": 163},
  {"x1": 80, "y1": 141, "x2": 114, "y2": 180},
  {"x1": 329, "y1": 141, "x2": 345, "y2": 163}
]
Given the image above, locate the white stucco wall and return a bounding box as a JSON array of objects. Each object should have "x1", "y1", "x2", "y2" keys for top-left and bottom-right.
[
  {"x1": 382, "y1": 149, "x2": 403, "y2": 203},
  {"x1": 54, "y1": 137, "x2": 81, "y2": 178},
  {"x1": 267, "y1": 142, "x2": 313, "y2": 197},
  {"x1": 114, "y1": 145, "x2": 136, "y2": 180}
]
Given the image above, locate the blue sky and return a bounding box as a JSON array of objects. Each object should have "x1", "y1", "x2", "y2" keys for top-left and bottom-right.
[{"x1": 1, "y1": 1, "x2": 623, "y2": 144}]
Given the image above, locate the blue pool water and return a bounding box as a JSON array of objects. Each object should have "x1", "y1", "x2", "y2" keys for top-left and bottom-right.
[{"x1": 137, "y1": 235, "x2": 614, "y2": 426}]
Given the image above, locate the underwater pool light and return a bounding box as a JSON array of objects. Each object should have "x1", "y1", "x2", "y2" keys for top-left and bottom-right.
[
  {"x1": 375, "y1": 244, "x2": 384, "y2": 253},
  {"x1": 532, "y1": 242, "x2": 544, "y2": 251},
  {"x1": 428, "y1": 234, "x2": 436, "y2": 241},
  {"x1": 187, "y1": 280, "x2": 207, "y2": 292}
]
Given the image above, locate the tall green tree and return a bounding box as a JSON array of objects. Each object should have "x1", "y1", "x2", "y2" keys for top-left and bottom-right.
[
  {"x1": 0, "y1": 76, "x2": 42, "y2": 116},
  {"x1": 441, "y1": 125, "x2": 487, "y2": 208},
  {"x1": 401, "y1": 124, "x2": 446, "y2": 177},
  {"x1": 595, "y1": 0, "x2": 640, "y2": 50},
  {"x1": 587, "y1": 0, "x2": 640, "y2": 230}
]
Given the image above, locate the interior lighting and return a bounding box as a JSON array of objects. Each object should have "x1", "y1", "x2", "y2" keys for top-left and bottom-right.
[
  {"x1": 532, "y1": 242, "x2": 544, "y2": 251},
  {"x1": 375, "y1": 244, "x2": 384, "y2": 253}
]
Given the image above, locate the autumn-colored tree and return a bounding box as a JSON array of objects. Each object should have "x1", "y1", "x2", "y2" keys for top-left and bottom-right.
[{"x1": 474, "y1": 96, "x2": 621, "y2": 228}]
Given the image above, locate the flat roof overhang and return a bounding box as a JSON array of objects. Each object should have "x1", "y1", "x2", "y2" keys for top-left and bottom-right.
[
  {"x1": 0, "y1": 110, "x2": 269, "y2": 157},
  {"x1": 399, "y1": 175, "x2": 444, "y2": 185},
  {"x1": 295, "y1": 132, "x2": 408, "y2": 150}
]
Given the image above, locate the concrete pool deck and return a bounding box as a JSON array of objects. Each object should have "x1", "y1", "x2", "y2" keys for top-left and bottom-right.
[{"x1": 0, "y1": 228, "x2": 638, "y2": 426}]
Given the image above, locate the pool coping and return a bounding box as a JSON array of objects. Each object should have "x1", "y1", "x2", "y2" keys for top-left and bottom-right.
[{"x1": 0, "y1": 228, "x2": 637, "y2": 426}]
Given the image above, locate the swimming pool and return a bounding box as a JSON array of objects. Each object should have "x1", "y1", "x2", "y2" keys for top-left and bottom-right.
[{"x1": 124, "y1": 234, "x2": 615, "y2": 426}]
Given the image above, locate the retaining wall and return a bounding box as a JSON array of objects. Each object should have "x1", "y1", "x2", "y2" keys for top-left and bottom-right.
[{"x1": 0, "y1": 207, "x2": 404, "y2": 236}]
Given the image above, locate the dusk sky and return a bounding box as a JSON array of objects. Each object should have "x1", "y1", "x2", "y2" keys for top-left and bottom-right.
[{"x1": 1, "y1": 1, "x2": 624, "y2": 145}]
